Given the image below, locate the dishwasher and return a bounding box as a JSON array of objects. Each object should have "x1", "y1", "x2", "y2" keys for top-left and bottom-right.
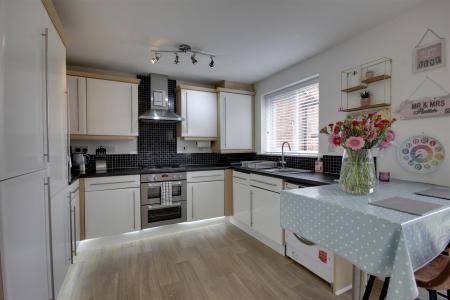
[{"x1": 284, "y1": 181, "x2": 335, "y2": 284}]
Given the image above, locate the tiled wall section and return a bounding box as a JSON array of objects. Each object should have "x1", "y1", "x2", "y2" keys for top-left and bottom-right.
[
  {"x1": 94, "y1": 74, "x2": 339, "y2": 173},
  {"x1": 322, "y1": 155, "x2": 342, "y2": 175}
]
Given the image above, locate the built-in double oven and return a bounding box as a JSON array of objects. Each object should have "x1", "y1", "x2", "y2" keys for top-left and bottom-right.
[{"x1": 140, "y1": 172, "x2": 187, "y2": 228}]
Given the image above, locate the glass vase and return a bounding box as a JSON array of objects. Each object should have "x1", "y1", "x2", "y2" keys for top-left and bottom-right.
[{"x1": 339, "y1": 149, "x2": 377, "y2": 195}]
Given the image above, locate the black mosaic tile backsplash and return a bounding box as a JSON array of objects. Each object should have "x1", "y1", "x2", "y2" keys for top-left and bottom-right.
[
  {"x1": 88, "y1": 74, "x2": 335, "y2": 172},
  {"x1": 323, "y1": 155, "x2": 342, "y2": 175}
]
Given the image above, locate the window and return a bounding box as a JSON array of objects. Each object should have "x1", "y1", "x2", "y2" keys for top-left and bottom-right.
[{"x1": 265, "y1": 78, "x2": 319, "y2": 155}]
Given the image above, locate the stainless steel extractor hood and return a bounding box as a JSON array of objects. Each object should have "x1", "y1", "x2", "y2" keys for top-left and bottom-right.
[{"x1": 138, "y1": 73, "x2": 182, "y2": 122}]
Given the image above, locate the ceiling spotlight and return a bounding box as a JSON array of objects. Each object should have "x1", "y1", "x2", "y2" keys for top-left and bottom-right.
[
  {"x1": 151, "y1": 52, "x2": 160, "y2": 64},
  {"x1": 174, "y1": 53, "x2": 179, "y2": 64},
  {"x1": 191, "y1": 53, "x2": 198, "y2": 65},
  {"x1": 209, "y1": 56, "x2": 215, "y2": 68}
]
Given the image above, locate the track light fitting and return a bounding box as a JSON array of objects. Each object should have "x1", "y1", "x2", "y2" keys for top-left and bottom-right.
[
  {"x1": 150, "y1": 44, "x2": 216, "y2": 67},
  {"x1": 191, "y1": 54, "x2": 198, "y2": 65},
  {"x1": 151, "y1": 52, "x2": 160, "y2": 64}
]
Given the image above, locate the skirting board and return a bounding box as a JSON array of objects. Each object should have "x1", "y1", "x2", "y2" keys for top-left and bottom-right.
[
  {"x1": 229, "y1": 217, "x2": 285, "y2": 255},
  {"x1": 78, "y1": 216, "x2": 229, "y2": 252},
  {"x1": 334, "y1": 284, "x2": 353, "y2": 296}
]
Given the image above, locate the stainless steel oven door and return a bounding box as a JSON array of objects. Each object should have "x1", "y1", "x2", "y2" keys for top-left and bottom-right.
[
  {"x1": 141, "y1": 201, "x2": 187, "y2": 229},
  {"x1": 140, "y1": 181, "x2": 186, "y2": 206}
]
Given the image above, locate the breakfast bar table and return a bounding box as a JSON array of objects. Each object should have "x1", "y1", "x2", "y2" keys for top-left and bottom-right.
[{"x1": 280, "y1": 180, "x2": 450, "y2": 300}]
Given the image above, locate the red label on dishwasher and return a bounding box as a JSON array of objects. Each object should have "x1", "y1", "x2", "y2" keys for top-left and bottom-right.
[{"x1": 318, "y1": 250, "x2": 327, "y2": 263}]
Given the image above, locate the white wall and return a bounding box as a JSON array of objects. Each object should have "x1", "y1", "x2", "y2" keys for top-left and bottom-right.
[{"x1": 255, "y1": 0, "x2": 450, "y2": 186}]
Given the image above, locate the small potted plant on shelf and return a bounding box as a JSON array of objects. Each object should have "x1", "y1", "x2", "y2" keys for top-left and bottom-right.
[{"x1": 360, "y1": 90, "x2": 371, "y2": 107}]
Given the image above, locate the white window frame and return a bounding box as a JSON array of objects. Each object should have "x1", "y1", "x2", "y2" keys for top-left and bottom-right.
[{"x1": 263, "y1": 76, "x2": 319, "y2": 157}]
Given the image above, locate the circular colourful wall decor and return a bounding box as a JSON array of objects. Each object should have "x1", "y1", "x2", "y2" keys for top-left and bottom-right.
[{"x1": 397, "y1": 135, "x2": 445, "y2": 173}]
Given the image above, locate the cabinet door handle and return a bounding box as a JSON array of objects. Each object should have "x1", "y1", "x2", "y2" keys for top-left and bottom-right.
[
  {"x1": 73, "y1": 205, "x2": 77, "y2": 257},
  {"x1": 68, "y1": 195, "x2": 73, "y2": 264},
  {"x1": 293, "y1": 233, "x2": 315, "y2": 246},
  {"x1": 233, "y1": 176, "x2": 247, "y2": 181},
  {"x1": 132, "y1": 191, "x2": 136, "y2": 230},
  {"x1": 66, "y1": 90, "x2": 71, "y2": 183},
  {"x1": 44, "y1": 177, "x2": 55, "y2": 299},
  {"x1": 90, "y1": 180, "x2": 137, "y2": 186},
  {"x1": 190, "y1": 175, "x2": 223, "y2": 179},
  {"x1": 250, "y1": 189, "x2": 253, "y2": 227},
  {"x1": 251, "y1": 179, "x2": 278, "y2": 187},
  {"x1": 42, "y1": 28, "x2": 50, "y2": 163},
  {"x1": 191, "y1": 185, "x2": 194, "y2": 220},
  {"x1": 130, "y1": 85, "x2": 134, "y2": 134},
  {"x1": 184, "y1": 92, "x2": 189, "y2": 136},
  {"x1": 224, "y1": 96, "x2": 227, "y2": 148},
  {"x1": 76, "y1": 78, "x2": 80, "y2": 132}
]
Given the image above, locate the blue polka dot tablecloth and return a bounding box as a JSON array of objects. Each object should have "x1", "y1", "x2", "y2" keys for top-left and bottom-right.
[{"x1": 280, "y1": 180, "x2": 450, "y2": 300}]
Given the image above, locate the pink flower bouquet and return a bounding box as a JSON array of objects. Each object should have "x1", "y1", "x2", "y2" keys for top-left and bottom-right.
[
  {"x1": 320, "y1": 113, "x2": 396, "y2": 151},
  {"x1": 320, "y1": 113, "x2": 396, "y2": 195}
]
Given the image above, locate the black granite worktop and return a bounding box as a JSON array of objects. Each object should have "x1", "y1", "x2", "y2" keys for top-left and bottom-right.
[
  {"x1": 70, "y1": 164, "x2": 337, "y2": 187},
  {"x1": 70, "y1": 164, "x2": 229, "y2": 184},
  {"x1": 232, "y1": 166, "x2": 338, "y2": 186}
]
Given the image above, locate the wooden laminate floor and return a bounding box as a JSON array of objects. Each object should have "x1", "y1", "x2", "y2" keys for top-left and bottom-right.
[{"x1": 59, "y1": 223, "x2": 385, "y2": 300}]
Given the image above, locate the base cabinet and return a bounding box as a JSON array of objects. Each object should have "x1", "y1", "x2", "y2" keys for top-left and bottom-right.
[
  {"x1": 187, "y1": 171, "x2": 225, "y2": 221},
  {"x1": 51, "y1": 188, "x2": 71, "y2": 297},
  {"x1": 232, "y1": 172, "x2": 284, "y2": 251},
  {"x1": 232, "y1": 174, "x2": 251, "y2": 226},
  {"x1": 251, "y1": 187, "x2": 283, "y2": 246},
  {"x1": 86, "y1": 187, "x2": 139, "y2": 239},
  {"x1": 188, "y1": 181, "x2": 224, "y2": 221},
  {"x1": 0, "y1": 170, "x2": 52, "y2": 300}
]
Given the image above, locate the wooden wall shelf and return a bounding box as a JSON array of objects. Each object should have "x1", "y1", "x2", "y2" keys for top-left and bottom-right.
[
  {"x1": 341, "y1": 58, "x2": 392, "y2": 112},
  {"x1": 361, "y1": 74, "x2": 391, "y2": 84},
  {"x1": 340, "y1": 103, "x2": 391, "y2": 113},
  {"x1": 341, "y1": 85, "x2": 367, "y2": 93}
]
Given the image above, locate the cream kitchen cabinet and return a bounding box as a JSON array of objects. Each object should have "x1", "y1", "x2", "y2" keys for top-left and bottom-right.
[
  {"x1": 86, "y1": 78, "x2": 138, "y2": 136},
  {"x1": 0, "y1": 170, "x2": 53, "y2": 300},
  {"x1": 215, "y1": 90, "x2": 254, "y2": 153},
  {"x1": 69, "y1": 180, "x2": 81, "y2": 254},
  {"x1": 177, "y1": 88, "x2": 217, "y2": 140},
  {"x1": 67, "y1": 74, "x2": 139, "y2": 137},
  {"x1": 47, "y1": 13, "x2": 68, "y2": 197},
  {"x1": 231, "y1": 173, "x2": 284, "y2": 253},
  {"x1": 50, "y1": 187, "x2": 71, "y2": 298},
  {"x1": 232, "y1": 171, "x2": 251, "y2": 226},
  {"x1": 250, "y1": 174, "x2": 283, "y2": 246},
  {"x1": 250, "y1": 186, "x2": 283, "y2": 245},
  {"x1": 0, "y1": 1, "x2": 70, "y2": 299},
  {"x1": 187, "y1": 170, "x2": 225, "y2": 221},
  {"x1": 67, "y1": 76, "x2": 87, "y2": 134},
  {"x1": 0, "y1": 0, "x2": 47, "y2": 180},
  {"x1": 85, "y1": 176, "x2": 140, "y2": 239}
]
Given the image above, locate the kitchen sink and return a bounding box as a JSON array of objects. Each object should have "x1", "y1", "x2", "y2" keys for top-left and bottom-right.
[{"x1": 262, "y1": 168, "x2": 313, "y2": 174}]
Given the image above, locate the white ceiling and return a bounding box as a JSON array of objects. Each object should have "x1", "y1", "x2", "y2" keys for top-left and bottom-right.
[{"x1": 54, "y1": 0, "x2": 422, "y2": 84}]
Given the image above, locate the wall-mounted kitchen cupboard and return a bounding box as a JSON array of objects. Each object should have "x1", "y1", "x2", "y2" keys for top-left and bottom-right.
[
  {"x1": 213, "y1": 88, "x2": 255, "y2": 153},
  {"x1": 177, "y1": 86, "x2": 218, "y2": 140},
  {"x1": 67, "y1": 71, "x2": 140, "y2": 139}
]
